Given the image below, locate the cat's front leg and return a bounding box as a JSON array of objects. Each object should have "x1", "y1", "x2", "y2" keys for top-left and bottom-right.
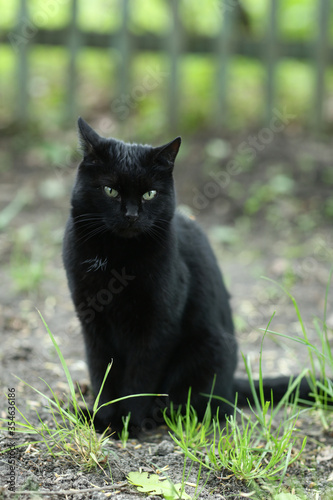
[
  {"x1": 107, "y1": 347, "x2": 171, "y2": 433},
  {"x1": 80, "y1": 326, "x2": 124, "y2": 430}
]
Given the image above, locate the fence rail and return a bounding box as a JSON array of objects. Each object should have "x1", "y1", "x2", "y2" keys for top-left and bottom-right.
[{"x1": 1, "y1": 0, "x2": 332, "y2": 131}]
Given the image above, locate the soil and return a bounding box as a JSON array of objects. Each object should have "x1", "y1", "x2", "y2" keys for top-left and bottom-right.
[{"x1": 0, "y1": 128, "x2": 333, "y2": 499}]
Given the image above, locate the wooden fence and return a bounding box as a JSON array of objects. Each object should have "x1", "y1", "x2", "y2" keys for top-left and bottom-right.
[{"x1": 1, "y1": 0, "x2": 332, "y2": 131}]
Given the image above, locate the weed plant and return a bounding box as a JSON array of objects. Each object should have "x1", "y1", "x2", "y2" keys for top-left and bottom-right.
[
  {"x1": 262, "y1": 269, "x2": 333, "y2": 429},
  {"x1": 164, "y1": 388, "x2": 214, "y2": 454},
  {"x1": 1, "y1": 311, "x2": 161, "y2": 472},
  {"x1": 165, "y1": 365, "x2": 307, "y2": 485},
  {"x1": 118, "y1": 412, "x2": 131, "y2": 448}
]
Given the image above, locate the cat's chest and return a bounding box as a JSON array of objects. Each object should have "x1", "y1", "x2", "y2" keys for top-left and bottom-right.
[
  {"x1": 79, "y1": 255, "x2": 135, "y2": 292},
  {"x1": 77, "y1": 251, "x2": 177, "y2": 312},
  {"x1": 78, "y1": 254, "x2": 166, "y2": 330},
  {"x1": 73, "y1": 246, "x2": 188, "y2": 338}
]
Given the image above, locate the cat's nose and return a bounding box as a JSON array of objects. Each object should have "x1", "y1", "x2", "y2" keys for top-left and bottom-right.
[
  {"x1": 125, "y1": 210, "x2": 139, "y2": 222},
  {"x1": 125, "y1": 203, "x2": 139, "y2": 222},
  {"x1": 126, "y1": 213, "x2": 138, "y2": 222}
]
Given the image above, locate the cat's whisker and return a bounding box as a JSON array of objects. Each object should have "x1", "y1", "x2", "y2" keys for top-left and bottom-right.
[
  {"x1": 73, "y1": 212, "x2": 101, "y2": 218},
  {"x1": 72, "y1": 213, "x2": 108, "y2": 244},
  {"x1": 74, "y1": 215, "x2": 104, "y2": 223},
  {"x1": 76, "y1": 221, "x2": 104, "y2": 230},
  {"x1": 144, "y1": 225, "x2": 169, "y2": 248},
  {"x1": 76, "y1": 224, "x2": 109, "y2": 244}
]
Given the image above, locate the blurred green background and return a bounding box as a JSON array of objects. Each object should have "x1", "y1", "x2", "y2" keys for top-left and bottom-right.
[{"x1": 1, "y1": 0, "x2": 332, "y2": 137}]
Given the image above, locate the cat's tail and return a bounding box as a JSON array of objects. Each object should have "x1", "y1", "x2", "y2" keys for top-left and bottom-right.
[{"x1": 233, "y1": 376, "x2": 316, "y2": 407}]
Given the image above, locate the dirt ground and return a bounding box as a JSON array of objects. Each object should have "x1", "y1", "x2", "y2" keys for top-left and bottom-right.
[{"x1": 0, "y1": 128, "x2": 333, "y2": 499}]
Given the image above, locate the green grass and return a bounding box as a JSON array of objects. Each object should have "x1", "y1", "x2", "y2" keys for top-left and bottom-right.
[
  {"x1": 165, "y1": 355, "x2": 307, "y2": 487},
  {"x1": 118, "y1": 412, "x2": 131, "y2": 448},
  {"x1": 164, "y1": 388, "x2": 215, "y2": 455}
]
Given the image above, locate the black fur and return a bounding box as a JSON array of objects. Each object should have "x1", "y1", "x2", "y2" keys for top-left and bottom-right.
[{"x1": 63, "y1": 118, "x2": 311, "y2": 434}]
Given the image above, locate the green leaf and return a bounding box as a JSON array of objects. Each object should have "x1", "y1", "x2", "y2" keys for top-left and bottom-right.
[
  {"x1": 127, "y1": 471, "x2": 191, "y2": 499},
  {"x1": 274, "y1": 494, "x2": 303, "y2": 500}
]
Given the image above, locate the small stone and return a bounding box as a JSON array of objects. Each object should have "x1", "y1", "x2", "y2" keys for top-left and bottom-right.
[{"x1": 154, "y1": 440, "x2": 174, "y2": 456}]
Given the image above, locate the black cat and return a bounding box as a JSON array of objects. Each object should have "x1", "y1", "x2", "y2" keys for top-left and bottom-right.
[{"x1": 63, "y1": 118, "x2": 309, "y2": 434}]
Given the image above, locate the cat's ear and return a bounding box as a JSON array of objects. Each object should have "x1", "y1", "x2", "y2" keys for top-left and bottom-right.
[
  {"x1": 153, "y1": 137, "x2": 181, "y2": 168},
  {"x1": 77, "y1": 117, "x2": 103, "y2": 157}
]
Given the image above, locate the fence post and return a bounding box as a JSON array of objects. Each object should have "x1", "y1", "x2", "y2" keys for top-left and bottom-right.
[
  {"x1": 109, "y1": 0, "x2": 132, "y2": 130},
  {"x1": 265, "y1": 0, "x2": 278, "y2": 124},
  {"x1": 15, "y1": 0, "x2": 29, "y2": 123},
  {"x1": 66, "y1": 0, "x2": 80, "y2": 123},
  {"x1": 313, "y1": 0, "x2": 330, "y2": 132},
  {"x1": 117, "y1": 0, "x2": 131, "y2": 103},
  {"x1": 215, "y1": 0, "x2": 236, "y2": 129},
  {"x1": 167, "y1": 0, "x2": 182, "y2": 131}
]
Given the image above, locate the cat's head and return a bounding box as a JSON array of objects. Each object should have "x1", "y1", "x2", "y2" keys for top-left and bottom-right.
[{"x1": 71, "y1": 117, "x2": 181, "y2": 240}]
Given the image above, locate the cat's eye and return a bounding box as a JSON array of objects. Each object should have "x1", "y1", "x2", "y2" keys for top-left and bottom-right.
[
  {"x1": 142, "y1": 190, "x2": 157, "y2": 201},
  {"x1": 104, "y1": 186, "x2": 119, "y2": 198}
]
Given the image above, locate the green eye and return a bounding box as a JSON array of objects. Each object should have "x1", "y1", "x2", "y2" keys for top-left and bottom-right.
[
  {"x1": 142, "y1": 190, "x2": 157, "y2": 201},
  {"x1": 104, "y1": 186, "x2": 119, "y2": 198}
]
